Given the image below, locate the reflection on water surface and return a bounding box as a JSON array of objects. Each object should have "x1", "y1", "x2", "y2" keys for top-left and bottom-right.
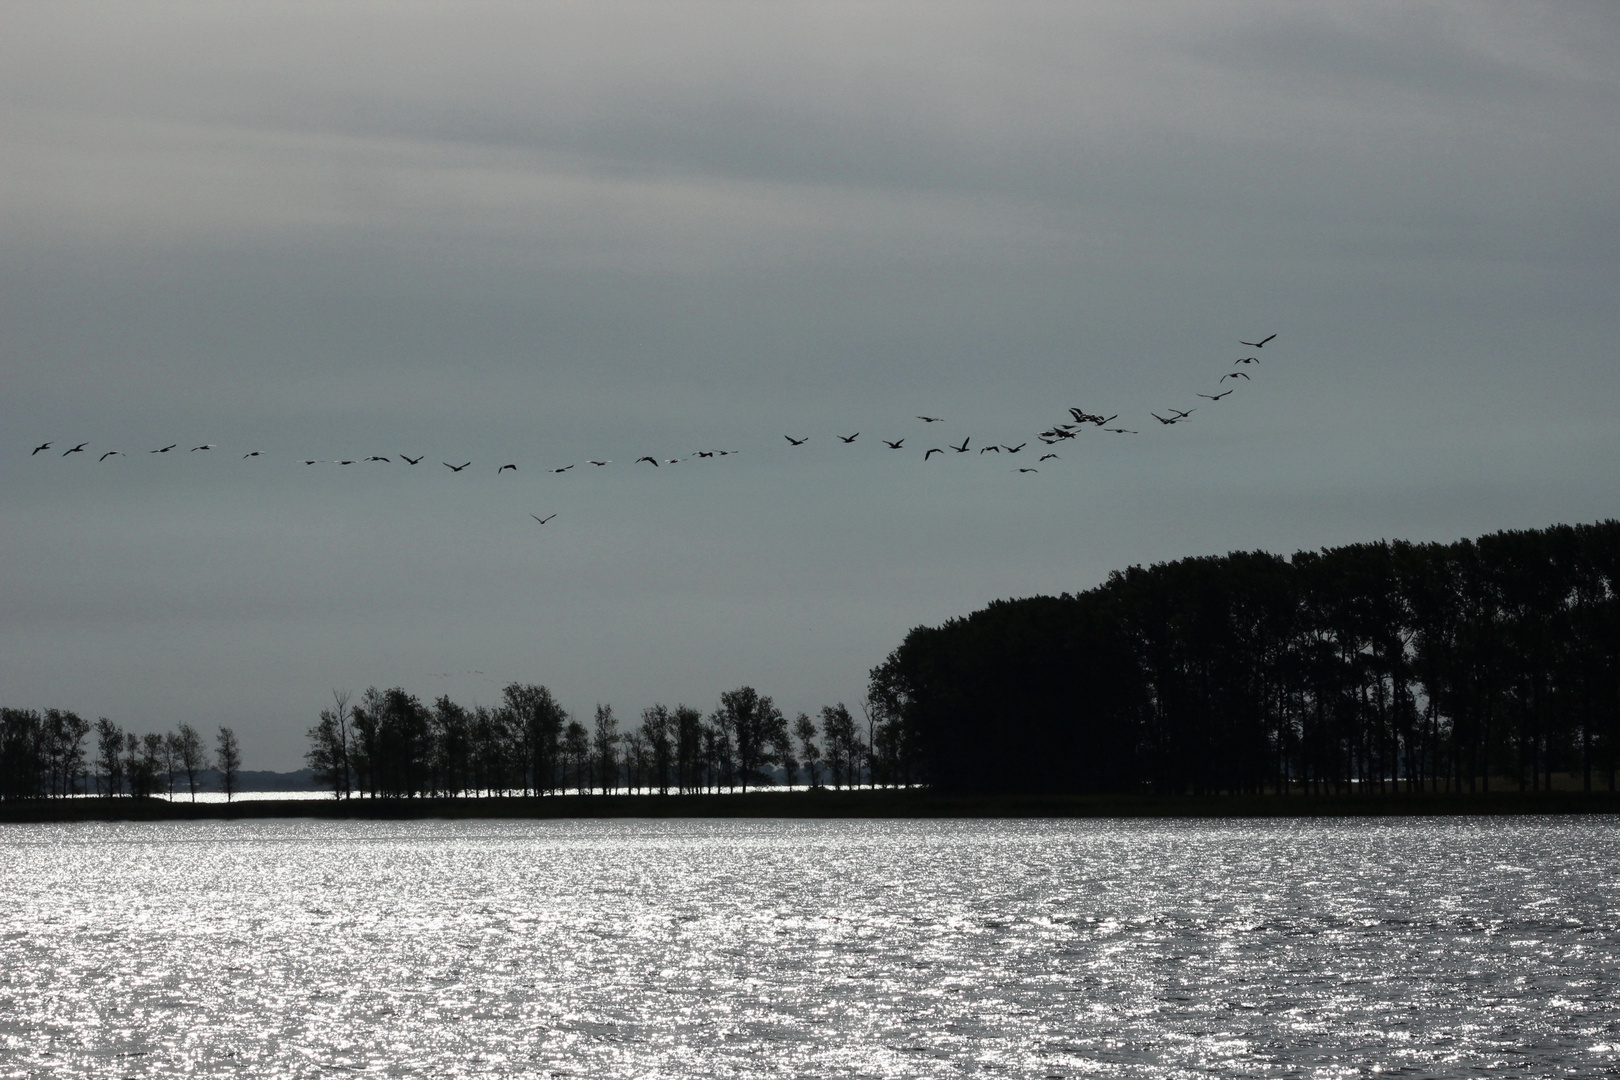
[{"x1": 1, "y1": 817, "x2": 1615, "y2": 1077}]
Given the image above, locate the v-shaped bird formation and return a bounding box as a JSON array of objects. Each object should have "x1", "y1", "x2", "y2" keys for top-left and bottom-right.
[{"x1": 28, "y1": 335, "x2": 1277, "y2": 525}]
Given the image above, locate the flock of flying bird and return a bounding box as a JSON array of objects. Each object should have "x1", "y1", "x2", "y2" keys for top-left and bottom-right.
[{"x1": 28, "y1": 335, "x2": 1276, "y2": 525}]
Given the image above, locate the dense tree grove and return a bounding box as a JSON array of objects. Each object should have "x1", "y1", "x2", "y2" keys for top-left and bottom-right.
[
  {"x1": 0, "y1": 713, "x2": 227, "y2": 802},
  {"x1": 12, "y1": 520, "x2": 1618, "y2": 804},
  {"x1": 300, "y1": 684, "x2": 882, "y2": 798},
  {"x1": 873, "y1": 521, "x2": 1620, "y2": 794}
]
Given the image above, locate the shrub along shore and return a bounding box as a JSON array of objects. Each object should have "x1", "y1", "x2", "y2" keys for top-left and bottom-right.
[{"x1": 3, "y1": 787, "x2": 1619, "y2": 823}]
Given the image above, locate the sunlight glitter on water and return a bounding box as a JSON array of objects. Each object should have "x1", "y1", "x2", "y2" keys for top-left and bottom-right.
[{"x1": 0, "y1": 817, "x2": 1616, "y2": 1077}]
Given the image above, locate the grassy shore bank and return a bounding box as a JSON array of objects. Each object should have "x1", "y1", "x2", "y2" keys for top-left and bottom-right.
[{"x1": 4, "y1": 789, "x2": 1620, "y2": 823}]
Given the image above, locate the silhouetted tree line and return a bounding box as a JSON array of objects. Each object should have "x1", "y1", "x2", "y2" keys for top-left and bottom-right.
[
  {"x1": 21, "y1": 521, "x2": 1614, "y2": 804},
  {"x1": 0, "y1": 712, "x2": 240, "y2": 801},
  {"x1": 302, "y1": 685, "x2": 886, "y2": 798},
  {"x1": 870, "y1": 521, "x2": 1620, "y2": 794}
]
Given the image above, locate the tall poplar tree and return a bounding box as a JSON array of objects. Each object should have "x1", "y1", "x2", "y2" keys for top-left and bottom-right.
[{"x1": 215, "y1": 727, "x2": 242, "y2": 801}]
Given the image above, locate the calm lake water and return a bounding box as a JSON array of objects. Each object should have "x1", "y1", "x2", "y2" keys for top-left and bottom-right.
[{"x1": 0, "y1": 817, "x2": 1615, "y2": 1078}]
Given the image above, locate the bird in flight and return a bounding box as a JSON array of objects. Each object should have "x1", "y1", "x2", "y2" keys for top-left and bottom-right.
[
  {"x1": 1234, "y1": 356, "x2": 1259, "y2": 365},
  {"x1": 588, "y1": 460, "x2": 611, "y2": 466},
  {"x1": 551, "y1": 465, "x2": 573, "y2": 473},
  {"x1": 950, "y1": 437, "x2": 970, "y2": 453},
  {"x1": 1150, "y1": 413, "x2": 1179, "y2": 425},
  {"x1": 244, "y1": 451, "x2": 264, "y2": 458},
  {"x1": 99, "y1": 451, "x2": 123, "y2": 461},
  {"x1": 1220, "y1": 372, "x2": 1251, "y2": 382},
  {"x1": 365, "y1": 456, "x2": 389, "y2": 463},
  {"x1": 62, "y1": 443, "x2": 88, "y2": 456},
  {"x1": 1039, "y1": 453, "x2": 1058, "y2": 461},
  {"x1": 1003, "y1": 443, "x2": 1026, "y2": 453},
  {"x1": 784, "y1": 436, "x2": 808, "y2": 446},
  {"x1": 917, "y1": 416, "x2": 943, "y2": 423},
  {"x1": 1169, "y1": 408, "x2": 1195, "y2": 419},
  {"x1": 401, "y1": 455, "x2": 423, "y2": 465},
  {"x1": 1197, "y1": 390, "x2": 1234, "y2": 401},
  {"x1": 924, "y1": 448, "x2": 944, "y2": 460},
  {"x1": 1017, "y1": 468, "x2": 1038, "y2": 473},
  {"x1": 979, "y1": 445, "x2": 1000, "y2": 454},
  {"x1": 636, "y1": 456, "x2": 659, "y2": 466},
  {"x1": 838, "y1": 433, "x2": 859, "y2": 443},
  {"x1": 338, "y1": 460, "x2": 356, "y2": 465},
  {"x1": 151, "y1": 444, "x2": 176, "y2": 453},
  {"x1": 191, "y1": 445, "x2": 214, "y2": 451},
  {"x1": 31, "y1": 442, "x2": 51, "y2": 455},
  {"x1": 499, "y1": 464, "x2": 517, "y2": 473},
  {"x1": 444, "y1": 461, "x2": 472, "y2": 472},
  {"x1": 531, "y1": 513, "x2": 557, "y2": 524},
  {"x1": 882, "y1": 439, "x2": 905, "y2": 449},
  {"x1": 302, "y1": 460, "x2": 319, "y2": 465},
  {"x1": 1105, "y1": 428, "x2": 1139, "y2": 434},
  {"x1": 1239, "y1": 334, "x2": 1276, "y2": 348}
]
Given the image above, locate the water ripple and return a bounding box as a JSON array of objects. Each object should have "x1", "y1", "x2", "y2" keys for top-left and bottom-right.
[{"x1": 0, "y1": 816, "x2": 1616, "y2": 1077}]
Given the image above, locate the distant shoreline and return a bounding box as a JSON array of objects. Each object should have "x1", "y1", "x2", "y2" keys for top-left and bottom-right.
[{"x1": 4, "y1": 789, "x2": 1619, "y2": 823}]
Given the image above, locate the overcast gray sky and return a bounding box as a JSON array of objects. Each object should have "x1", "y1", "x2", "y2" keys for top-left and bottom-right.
[{"x1": 4, "y1": 2, "x2": 1618, "y2": 770}]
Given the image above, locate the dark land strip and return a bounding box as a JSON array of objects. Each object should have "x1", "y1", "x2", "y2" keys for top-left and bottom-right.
[{"x1": 5, "y1": 789, "x2": 1620, "y2": 823}]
